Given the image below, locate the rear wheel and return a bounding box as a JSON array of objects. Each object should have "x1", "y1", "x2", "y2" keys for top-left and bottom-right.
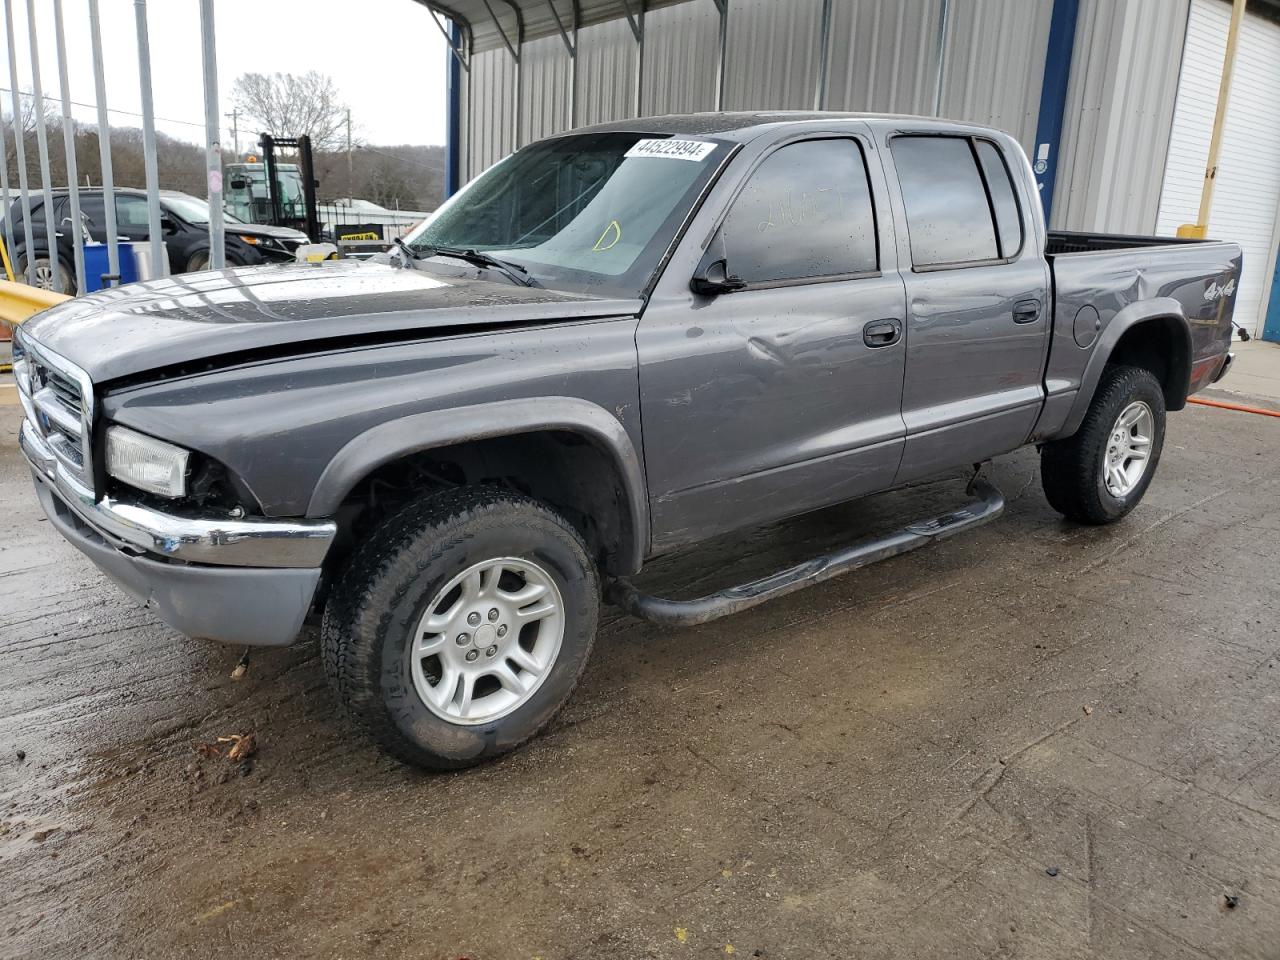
[
  {"x1": 1041, "y1": 364, "x2": 1166, "y2": 524},
  {"x1": 321, "y1": 487, "x2": 600, "y2": 769}
]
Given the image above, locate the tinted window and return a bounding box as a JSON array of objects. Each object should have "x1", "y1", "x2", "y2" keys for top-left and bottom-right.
[
  {"x1": 975, "y1": 141, "x2": 1022, "y2": 258},
  {"x1": 892, "y1": 136, "x2": 998, "y2": 267},
  {"x1": 116, "y1": 196, "x2": 150, "y2": 228},
  {"x1": 720, "y1": 138, "x2": 878, "y2": 283}
]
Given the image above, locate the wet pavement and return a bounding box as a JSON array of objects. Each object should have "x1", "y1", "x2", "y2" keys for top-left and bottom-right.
[{"x1": 2, "y1": 387, "x2": 1279, "y2": 960}]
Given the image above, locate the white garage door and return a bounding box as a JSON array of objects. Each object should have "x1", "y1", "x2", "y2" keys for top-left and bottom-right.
[{"x1": 1157, "y1": 0, "x2": 1280, "y2": 335}]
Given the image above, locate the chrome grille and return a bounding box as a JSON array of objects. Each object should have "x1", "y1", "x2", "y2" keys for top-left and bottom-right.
[{"x1": 13, "y1": 331, "x2": 94, "y2": 484}]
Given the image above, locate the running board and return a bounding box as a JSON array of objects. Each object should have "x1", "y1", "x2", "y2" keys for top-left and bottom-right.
[{"x1": 608, "y1": 478, "x2": 1005, "y2": 627}]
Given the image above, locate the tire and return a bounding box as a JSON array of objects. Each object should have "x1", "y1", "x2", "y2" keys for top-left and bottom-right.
[
  {"x1": 1041, "y1": 364, "x2": 1166, "y2": 524},
  {"x1": 185, "y1": 251, "x2": 210, "y2": 272},
  {"x1": 321, "y1": 487, "x2": 600, "y2": 769},
  {"x1": 16, "y1": 252, "x2": 76, "y2": 295}
]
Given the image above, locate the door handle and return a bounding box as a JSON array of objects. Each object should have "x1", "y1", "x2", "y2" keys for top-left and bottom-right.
[
  {"x1": 863, "y1": 318, "x2": 902, "y2": 348},
  {"x1": 1013, "y1": 299, "x2": 1042, "y2": 324}
]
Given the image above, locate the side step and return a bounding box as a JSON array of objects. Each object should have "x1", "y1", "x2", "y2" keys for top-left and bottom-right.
[{"x1": 608, "y1": 477, "x2": 1005, "y2": 627}]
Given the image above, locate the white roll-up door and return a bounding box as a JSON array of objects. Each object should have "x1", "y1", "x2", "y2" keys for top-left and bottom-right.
[{"x1": 1157, "y1": 0, "x2": 1280, "y2": 335}]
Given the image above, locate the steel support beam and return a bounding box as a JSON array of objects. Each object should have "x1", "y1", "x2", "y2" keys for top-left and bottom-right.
[
  {"x1": 711, "y1": 0, "x2": 728, "y2": 111},
  {"x1": 52, "y1": 0, "x2": 85, "y2": 293},
  {"x1": 1031, "y1": 0, "x2": 1081, "y2": 224},
  {"x1": 932, "y1": 0, "x2": 951, "y2": 117},
  {"x1": 621, "y1": 0, "x2": 646, "y2": 117},
  {"x1": 814, "y1": 0, "x2": 834, "y2": 110},
  {"x1": 571, "y1": 0, "x2": 580, "y2": 127},
  {"x1": 133, "y1": 0, "x2": 166, "y2": 279},
  {"x1": 88, "y1": 0, "x2": 119, "y2": 286},
  {"x1": 4, "y1": 0, "x2": 36, "y2": 285}
]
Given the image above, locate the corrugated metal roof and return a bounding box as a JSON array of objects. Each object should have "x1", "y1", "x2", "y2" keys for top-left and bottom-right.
[{"x1": 413, "y1": 0, "x2": 694, "y2": 54}]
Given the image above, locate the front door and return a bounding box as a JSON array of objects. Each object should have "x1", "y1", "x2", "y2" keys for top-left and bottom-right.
[
  {"x1": 637, "y1": 133, "x2": 908, "y2": 552},
  {"x1": 884, "y1": 133, "x2": 1051, "y2": 483}
]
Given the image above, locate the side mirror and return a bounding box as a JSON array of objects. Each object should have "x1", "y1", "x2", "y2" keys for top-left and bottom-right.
[
  {"x1": 160, "y1": 215, "x2": 178, "y2": 234},
  {"x1": 229, "y1": 179, "x2": 248, "y2": 191},
  {"x1": 690, "y1": 234, "x2": 747, "y2": 296}
]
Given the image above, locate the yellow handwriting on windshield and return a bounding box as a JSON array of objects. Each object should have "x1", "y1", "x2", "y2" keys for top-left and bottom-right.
[{"x1": 592, "y1": 220, "x2": 622, "y2": 252}]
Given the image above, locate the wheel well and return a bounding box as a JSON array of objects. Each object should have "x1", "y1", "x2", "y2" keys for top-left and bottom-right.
[
  {"x1": 324, "y1": 431, "x2": 637, "y2": 585},
  {"x1": 1106, "y1": 317, "x2": 1191, "y2": 411}
]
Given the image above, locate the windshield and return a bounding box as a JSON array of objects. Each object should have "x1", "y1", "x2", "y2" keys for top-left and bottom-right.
[
  {"x1": 405, "y1": 132, "x2": 730, "y2": 297},
  {"x1": 163, "y1": 194, "x2": 244, "y2": 225}
]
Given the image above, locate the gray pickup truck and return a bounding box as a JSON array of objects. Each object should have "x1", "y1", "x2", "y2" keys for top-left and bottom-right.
[{"x1": 16, "y1": 113, "x2": 1239, "y2": 769}]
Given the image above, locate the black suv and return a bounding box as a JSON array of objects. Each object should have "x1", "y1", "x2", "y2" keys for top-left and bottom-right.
[{"x1": 2, "y1": 188, "x2": 309, "y2": 293}]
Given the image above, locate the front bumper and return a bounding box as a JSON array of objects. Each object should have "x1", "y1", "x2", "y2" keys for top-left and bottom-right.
[{"x1": 21, "y1": 418, "x2": 335, "y2": 646}]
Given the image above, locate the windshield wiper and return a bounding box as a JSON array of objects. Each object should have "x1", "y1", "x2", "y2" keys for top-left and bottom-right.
[{"x1": 395, "y1": 238, "x2": 534, "y2": 287}]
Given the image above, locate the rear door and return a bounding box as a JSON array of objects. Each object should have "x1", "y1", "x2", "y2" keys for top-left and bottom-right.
[
  {"x1": 883, "y1": 132, "x2": 1050, "y2": 483},
  {"x1": 637, "y1": 129, "x2": 908, "y2": 551}
]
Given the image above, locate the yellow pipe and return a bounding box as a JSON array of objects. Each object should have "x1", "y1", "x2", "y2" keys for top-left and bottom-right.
[
  {"x1": 0, "y1": 278, "x2": 72, "y2": 326},
  {"x1": 0, "y1": 235, "x2": 14, "y2": 282},
  {"x1": 1178, "y1": 0, "x2": 1248, "y2": 240}
]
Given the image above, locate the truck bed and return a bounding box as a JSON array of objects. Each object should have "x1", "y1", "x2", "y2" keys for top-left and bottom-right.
[{"x1": 1046, "y1": 230, "x2": 1206, "y2": 256}]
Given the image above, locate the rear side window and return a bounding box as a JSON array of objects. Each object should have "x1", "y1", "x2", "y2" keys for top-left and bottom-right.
[
  {"x1": 975, "y1": 140, "x2": 1023, "y2": 258},
  {"x1": 720, "y1": 138, "x2": 878, "y2": 283},
  {"x1": 891, "y1": 136, "x2": 1000, "y2": 268}
]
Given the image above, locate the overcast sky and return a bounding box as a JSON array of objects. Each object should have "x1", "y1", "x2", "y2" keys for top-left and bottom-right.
[{"x1": 0, "y1": 0, "x2": 449, "y2": 150}]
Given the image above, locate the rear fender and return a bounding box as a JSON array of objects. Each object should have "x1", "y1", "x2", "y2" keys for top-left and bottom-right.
[{"x1": 1059, "y1": 298, "x2": 1191, "y2": 437}]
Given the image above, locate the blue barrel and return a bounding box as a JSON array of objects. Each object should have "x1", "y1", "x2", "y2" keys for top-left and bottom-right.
[{"x1": 82, "y1": 242, "x2": 140, "y2": 292}]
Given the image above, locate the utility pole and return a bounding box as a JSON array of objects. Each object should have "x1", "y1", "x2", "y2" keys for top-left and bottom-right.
[
  {"x1": 346, "y1": 108, "x2": 353, "y2": 200},
  {"x1": 225, "y1": 109, "x2": 238, "y2": 158}
]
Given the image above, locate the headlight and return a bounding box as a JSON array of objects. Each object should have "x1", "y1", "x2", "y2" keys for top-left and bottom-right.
[{"x1": 106, "y1": 426, "x2": 190, "y2": 498}]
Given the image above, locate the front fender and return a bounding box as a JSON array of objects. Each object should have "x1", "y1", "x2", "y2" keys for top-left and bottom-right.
[
  {"x1": 306, "y1": 396, "x2": 650, "y2": 573},
  {"x1": 1059, "y1": 298, "x2": 1192, "y2": 437}
]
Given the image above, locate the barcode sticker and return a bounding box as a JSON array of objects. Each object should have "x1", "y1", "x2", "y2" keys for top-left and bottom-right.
[{"x1": 625, "y1": 139, "x2": 717, "y2": 162}]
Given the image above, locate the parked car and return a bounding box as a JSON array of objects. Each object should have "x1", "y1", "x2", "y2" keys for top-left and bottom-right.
[
  {"x1": 16, "y1": 113, "x2": 1239, "y2": 769},
  {"x1": 2, "y1": 188, "x2": 309, "y2": 293}
]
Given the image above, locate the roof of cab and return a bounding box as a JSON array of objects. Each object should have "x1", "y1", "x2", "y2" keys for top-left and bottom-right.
[{"x1": 564, "y1": 111, "x2": 998, "y2": 143}]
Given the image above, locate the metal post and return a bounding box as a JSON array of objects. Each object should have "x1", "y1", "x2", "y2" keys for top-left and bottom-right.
[
  {"x1": 571, "y1": 1, "x2": 580, "y2": 127},
  {"x1": 1030, "y1": 0, "x2": 1081, "y2": 224},
  {"x1": 133, "y1": 0, "x2": 165, "y2": 278},
  {"x1": 88, "y1": 0, "x2": 119, "y2": 286},
  {"x1": 1179, "y1": 0, "x2": 1248, "y2": 238},
  {"x1": 444, "y1": 22, "x2": 462, "y2": 196},
  {"x1": 53, "y1": 0, "x2": 85, "y2": 293},
  {"x1": 712, "y1": 0, "x2": 728, "y2": 111},
  {"x1": 932, "y1": 0, "x2": 951, "y2": 117},
  {"x1": 814, "y1": 0, "x2": 833, "y2": 111},
  {"x1": 635, "y1": 2, "x2": 645, "y2": 118},
  {"x1": 513, "y1": 41, "x2": 523, "y2": 148},
  {"x1": 546, "y1": 0, "x2": 577, "y2": 131},
  {"x1": 25, "y1": 0, "x2": 61, "y2": 292},
  {"x1": 0, "y1": 115, "x2": 14, "y2": 277},
  {"x1": 346, "y1": 108, "x2": 353, "y2": 198},
  {"x1": 4, "y1": 0, "x2": 36, "y2": 284},
  {"x1": 199, "y1": 0, "x2": 224, "y2": 270}
]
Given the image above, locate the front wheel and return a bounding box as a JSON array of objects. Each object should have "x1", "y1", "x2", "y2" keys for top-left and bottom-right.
[
  {"x1": 321, "y1": 487, "x2": 600, "y2": 769},
  {"x1": 16, "y1": 253, "x2": 76, "y2": 295},
  {"x1": 1041, "y1": 364, "x2": 1167, "y2": 524}
]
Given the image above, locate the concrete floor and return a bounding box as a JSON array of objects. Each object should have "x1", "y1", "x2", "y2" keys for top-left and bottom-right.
[{"x1": 2, "y1": 382, "x2": 1279, "y2": 960}]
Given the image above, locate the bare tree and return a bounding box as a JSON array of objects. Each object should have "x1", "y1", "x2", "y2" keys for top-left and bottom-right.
[{"x1": 231, "y1": 72, "x2": 347, "y2": 151}]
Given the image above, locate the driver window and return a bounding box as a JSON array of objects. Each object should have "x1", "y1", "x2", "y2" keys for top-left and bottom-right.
[{"x1": 720, "y1": 138, "x2": 878, "y2": 284}]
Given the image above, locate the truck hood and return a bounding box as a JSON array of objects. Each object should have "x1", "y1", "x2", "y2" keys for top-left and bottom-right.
[{"x1": 22, "y1": 259, "x2": 641, "y2": 384}]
